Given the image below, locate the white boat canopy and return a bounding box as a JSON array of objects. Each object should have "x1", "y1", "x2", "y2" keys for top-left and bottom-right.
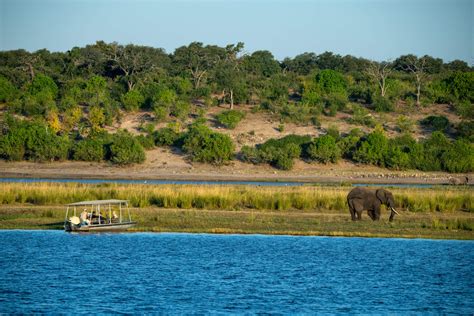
[{"x1": 66, "y1": 199, "x2": 128, "y2": 206}]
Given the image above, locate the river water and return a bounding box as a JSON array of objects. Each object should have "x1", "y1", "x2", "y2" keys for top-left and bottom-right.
[
  {"x1": 0, "y1": 231, "x2": 472, "y2": 314},
  {"x1": 0, "y1": 177, "x2": 437, "y2": 188}
]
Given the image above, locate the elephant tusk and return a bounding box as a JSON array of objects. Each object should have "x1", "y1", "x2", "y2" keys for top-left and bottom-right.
[{"x1": 391, "y1": 207, "x2": 399, "y2": 215}]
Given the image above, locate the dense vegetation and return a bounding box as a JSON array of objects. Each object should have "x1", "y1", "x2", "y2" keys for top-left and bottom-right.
[{"x1": 0, "y1": 42, "x2": 472, "y2": 170}]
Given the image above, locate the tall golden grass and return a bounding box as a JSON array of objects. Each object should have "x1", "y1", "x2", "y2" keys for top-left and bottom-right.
[{"x1": 0, "y1": 182, "x2": 472, "y2": 213}]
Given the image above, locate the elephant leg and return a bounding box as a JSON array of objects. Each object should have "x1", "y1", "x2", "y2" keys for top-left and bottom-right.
[
  {"x1": 373, "y1": 207, "x2": 381, "y2": 221},
  {"x1": 367, "y1": 210, "x2": 376, "y2": 221},
  {"x1": 356, "y1": 209, "x2": 363, "y2": 220},
  {"x1": 348, "y1": 200, "x2": 357, "y2": 221}
]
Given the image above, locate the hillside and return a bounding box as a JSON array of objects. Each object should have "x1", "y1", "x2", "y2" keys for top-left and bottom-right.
[{"x1": 0, "y1": 42, "x2": 472, "y2": 179}]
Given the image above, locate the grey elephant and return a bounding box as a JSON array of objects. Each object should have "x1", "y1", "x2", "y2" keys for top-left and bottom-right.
[{"x1": 347, "y1": 187, "x2": 399, "y2": 222}]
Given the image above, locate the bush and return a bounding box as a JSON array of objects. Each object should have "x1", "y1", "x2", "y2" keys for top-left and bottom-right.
[
  {"x1": 153, "y1": 127, "x2": 181, "y2": 146},
  {"x1": 413, "y1": 131, "x2": 450, "y2": 171},
  {"x1": 109, "y1": 131, "x2": 146, "y2": 165},
  {"x1": 441, "y1": 140, "x2": 474, "y2": 173},
  {"x1": 420, "y1": 115, "x2": 450, "y2": 132},
  {"x1": 182, "y1": 124, "x2": 234, "y2": 165},
  {"x1": 315, "y1": 70, "x2": 347, "y2": 95},
  {"x1": 372, "y1": 96, "x2": 394, "y2": 112},
  {"x1": 352, "y1": 128, "x2": 388, "y2": 166},
  {"x1": 456, "y1": 121, "x2": 474, "y2": 142},
  {"x1": 454, "y1": 100, "x2": 474, "y2": 120},
  {"x1": 0, "y1": 76, "x2": 18, "y2": 102},
  {"x1": 337, "y1": 129, "x2": 363, "y2": 159},
  {"x1": 73, "y1": 138, "x2": 107, "y2": 162},
  {"x1": 255, "y1": 134, "x2": 311, "y2": 170},
  {"x1": 170, "y1": 101, "x2": 190, "y2": 120},
  {"x1": 135, "y1": 135, "x2": 155, "y2": 150},
  {"x1": 349, "y1": 104, "x2": 376, "y2": 127},
  {"x1": 396, "y1": 115, "x2": 415, "y2": 133},
  {"x1": 306, "y1": 135, "x2": 341, "y2": 163},
  {"x1": 121, "y1": 90, "x2": 144, "y2": 111},
  {"x1": 384, "y1": 134, "x2": 417, "y2": 170},
  {"x1": 239, "y1": 145, "x2": 262, "y2": 164},
  {"x1": 216, "y1": 110, "x2": 246, "y2": 129},
  {"x1": 323, "y1": 93, "x2": 347, "y2": 116}
]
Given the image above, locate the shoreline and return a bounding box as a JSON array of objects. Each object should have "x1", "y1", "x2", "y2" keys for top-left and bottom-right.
[
  {"x1": 1, "y1": 161, "x2": 471, "y2": 185},
  {"x1": 1, "y1": 228, "x2": 473, "y2": 240}
]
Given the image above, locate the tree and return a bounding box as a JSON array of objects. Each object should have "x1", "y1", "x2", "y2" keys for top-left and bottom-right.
[
  {"x1": 315, "y1": 69, "x2": 347, "y2": 95},
  {"x1": 172, "y1": 42, "x2": 227, "y2": 89},
  {"x1": 0, "y1": 76, "x2": 18, "y2": 103},
  {"x1": 394, "y1": 55, "x2": 428, "y2": 106},
  {"x1": 242, "y1": 50, "x2": 280, "y2": 77},
  {"x1": 366, "y1": 61, "x2": 392, "y2": 97},
  {"x1": 214, "y1": 43, "x2": 245, "y2": 109},
  {"x1": 102, "y1": 42, "x2": 170, "y2": 91}
]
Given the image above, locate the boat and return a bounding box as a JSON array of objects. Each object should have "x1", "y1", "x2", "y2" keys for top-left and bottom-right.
[{"x1": 64, "y1": 199, "x2": 136, "y2": 232}]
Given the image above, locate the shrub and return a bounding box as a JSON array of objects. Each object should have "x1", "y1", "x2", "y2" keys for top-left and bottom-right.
[
  {"x1": 456, "y1": 121, "x2": 474, "y2": 142},
  {"x1": 0, "y1": 76, "x2": 18, "y2": 102},
  {"x1": 372, "y1": 96, "x2": 394, "y2": 112},
  {"x1": 182, "y1": 124, "x2": 234, "y2": 165},
  {"x1": 239, "y1": 145, "x2": 262, "y2": 164},
  {"x1": 216, "y1": 110, "x2": 246, "y2": 129},
  {"x1": 153, "y1": 105, "x2": 169, "y2": 122},
  {"x1": 306, "y1": 135, "x2": 341, "y2": 163},
  {"x1": 337, "y1": 129, "x2": 363, "y2": 159},
  {"x1": 396, "y1": 115, "x2": 415, "y2": 133},
  {"x1": 135, "y1": 135, "x2": 155, "y2": 150},
  {"x1": 109, "y1": 131, "x2": 146, "y2": 165},
  {"x1": 323, "y1": 93, "x2": 347, "y2": 116},
  {"x1": 352, "y1": 128, "x2": 389, "y2": 166},
  {"x1": 349, "y1": 104, "x2": 376, "y2": 127},
  {"x1": 153, "y1": 127, "x2": 181, "y2": 146},
  {"x1": 170, "y1": 101, "x2": 190, "y2": 120},
  {"x1": 454, "y1": 100, "x2": 474, "y2": 120},
  {"x1": 255, "y1": 134, "x2": 311, "y2": 170},
  {"x1": 441, "y1": 140, "x2": 474, "y2": 173},
  {"x1": 73, "y1": 138, "x2": 106, "y2": 162},
  {"x1": 413, "y1": 131, "x2": 450, "y2": 171},
  {"x1": 315, "y1": 70, "x2": 348, "y2": 95},
  {"x1": 384, "y1": 134, "x2": 417, "y2": 170},
  {"x1": 121, "y1": 90, "x2": 144, "y2": 111},
  {"x1": 442, "y1": 71, "x2": 474, "y2": 102},
  {"x1": 420, "y1": 115, "x2": 450, "y2": 132}
]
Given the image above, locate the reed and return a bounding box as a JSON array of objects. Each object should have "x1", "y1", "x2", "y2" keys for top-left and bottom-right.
[
  {"x1": 1, "y1": 182, "x2": 472, "y2": 214},
  {"x1": 0, "y1": 205, "x2": 472, "y2": 239}
]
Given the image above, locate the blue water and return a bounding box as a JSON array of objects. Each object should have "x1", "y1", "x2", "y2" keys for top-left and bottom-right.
[
  {"x1": 0, "y1": 177, "x2": 438, "y2": 188},
  {"x1": 0, "y1": 231, "x2": 472, "y2": 314}
]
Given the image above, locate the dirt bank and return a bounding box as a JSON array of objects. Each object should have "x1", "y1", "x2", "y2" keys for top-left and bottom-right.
[{"x1": 0, "y1": 157, "x2": 471, "y2": 184}]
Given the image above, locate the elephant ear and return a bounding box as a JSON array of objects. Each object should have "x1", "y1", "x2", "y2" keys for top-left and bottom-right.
[{"x1": 376, "y1": 189, "x2": 387, "y2": 204}]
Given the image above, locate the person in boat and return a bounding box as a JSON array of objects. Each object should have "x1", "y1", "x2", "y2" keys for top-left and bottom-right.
[{"x1": 80, "y1": 209, "x2": 90, "y2": 226}]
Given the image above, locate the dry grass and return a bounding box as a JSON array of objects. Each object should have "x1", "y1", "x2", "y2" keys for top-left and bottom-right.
[
  {"x1": 0, "y1": 182, "x2": 473, "y2": 239},
  {"x1": 0, "y1": 182, "x2": 472, "y2": 213}
]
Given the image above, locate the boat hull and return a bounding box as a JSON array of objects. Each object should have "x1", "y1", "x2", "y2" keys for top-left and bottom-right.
[{"x1": 65, "y1": 221, "x2": 136, "y2": 232}]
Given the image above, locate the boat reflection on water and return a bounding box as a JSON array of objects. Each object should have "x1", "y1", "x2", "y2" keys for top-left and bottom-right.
[{"x1": 64, "y1": 199, "x2": 136, "y2": 232}]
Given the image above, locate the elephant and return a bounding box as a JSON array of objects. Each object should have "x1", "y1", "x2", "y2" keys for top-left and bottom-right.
[{"x1": 347, "y1": 187, "x2": 399, "y2": 222}]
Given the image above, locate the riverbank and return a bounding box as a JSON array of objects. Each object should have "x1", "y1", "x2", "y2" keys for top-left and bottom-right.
[
  {"x1": 0, "y1": 160, "x2": 472, "y2": 184},
  {"x1": 0, "y1": 183, "x2": 472, "y2": 239},
  {"x1": 0, "y1": 205, "x2": 473, "y2": 240}
]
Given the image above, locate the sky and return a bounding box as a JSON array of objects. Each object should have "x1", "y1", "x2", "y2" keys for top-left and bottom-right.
[{"x1": 1, "y1": 0, "x2": 472, "y2": 63}]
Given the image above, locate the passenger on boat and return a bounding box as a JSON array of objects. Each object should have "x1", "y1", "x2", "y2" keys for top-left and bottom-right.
[{"x1": 80, "y1": 209, "x2": 90, "y2": 225}]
